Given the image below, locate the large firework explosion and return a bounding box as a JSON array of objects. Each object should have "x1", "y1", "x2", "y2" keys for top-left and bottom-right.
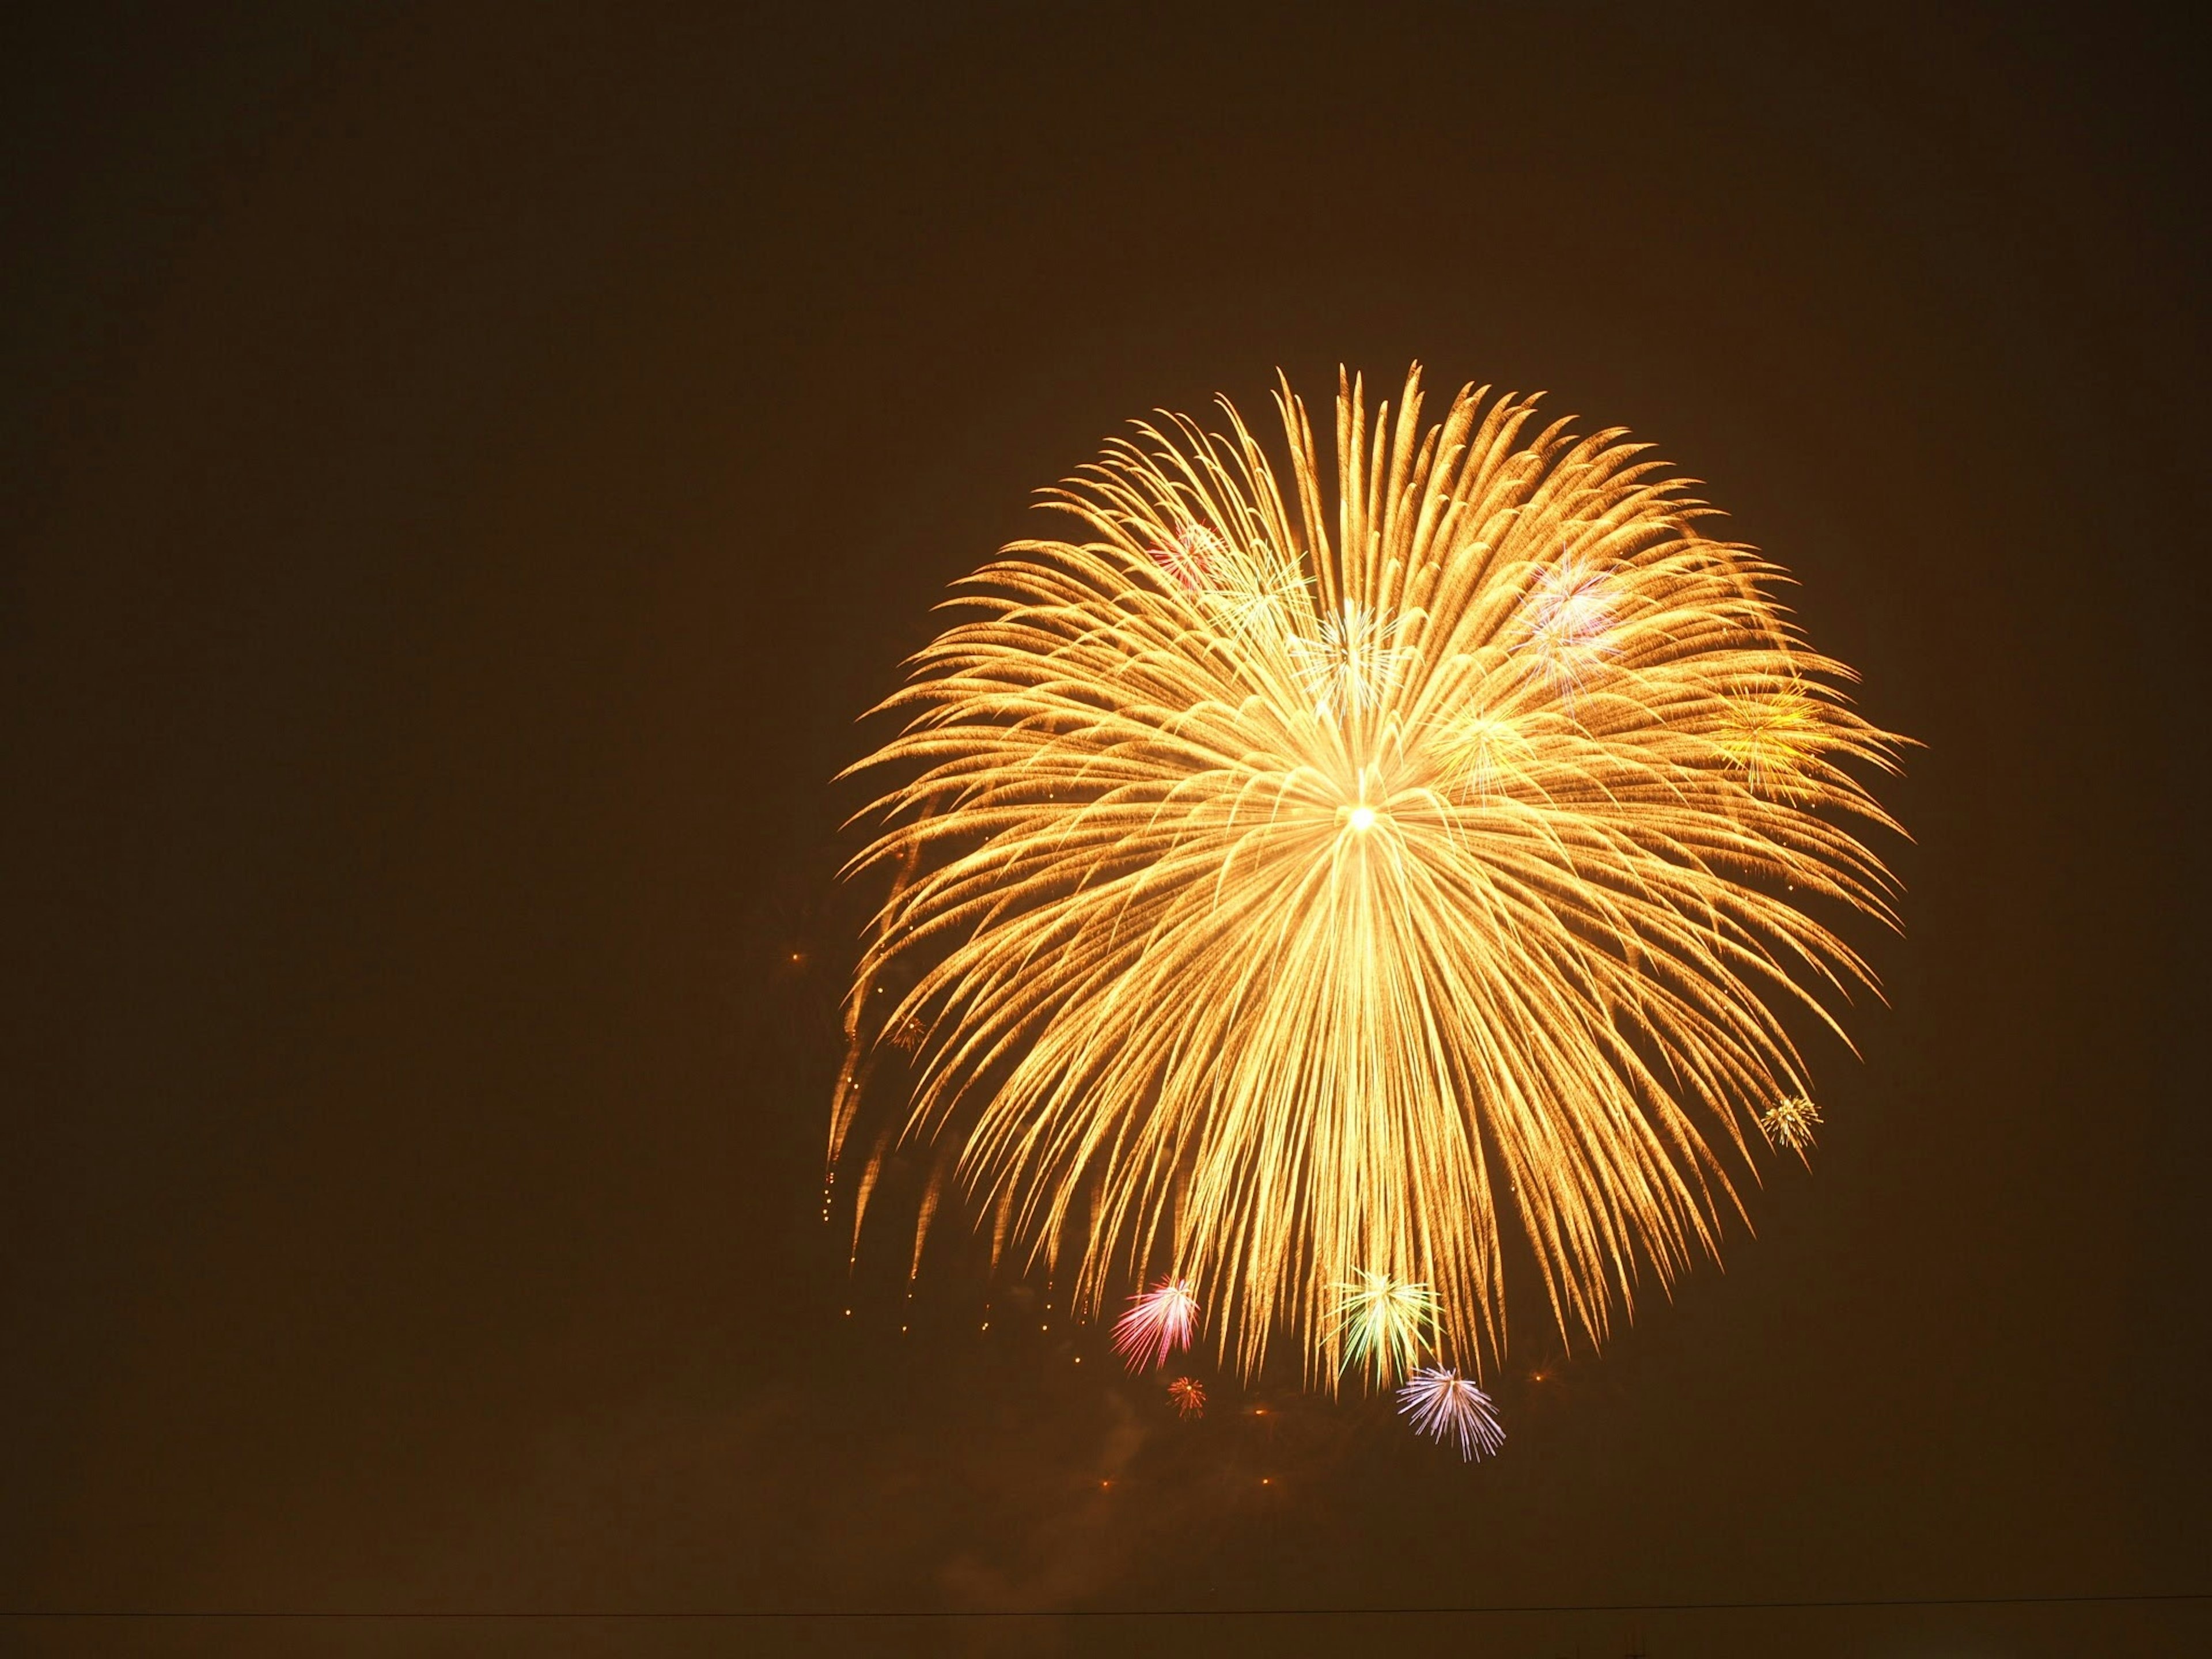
[{"x1": 830, "y1": 365, "x2": 1904, "y2": 1389}]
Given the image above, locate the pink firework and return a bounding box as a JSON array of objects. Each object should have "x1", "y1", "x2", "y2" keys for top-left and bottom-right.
[
  {"x1": 1147, "y1": 524, "x2": 1224, "y2": 592},
  {"x1": 1167, "y1": 1376, "x2": 1206, "y2": 1419},
  {"x1": 1514, "y1": 554, "x2": 1619, "y2": 696},
  {"x1": 1112, "y1": 1277, "x2": 1199, "y2": 1370}
]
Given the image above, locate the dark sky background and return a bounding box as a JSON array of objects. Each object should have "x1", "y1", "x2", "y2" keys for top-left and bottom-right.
[{"x1": 3, "y1": 5, "x2": 2206, "y2": 1656}]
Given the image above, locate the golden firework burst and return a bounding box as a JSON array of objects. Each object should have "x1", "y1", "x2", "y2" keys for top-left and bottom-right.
[
  {"x1": 831, "y1": 366, "x2": 1904, "y2": 1384},
  {"x1": 1759, "y1": 1094, "x2": 1824, "y2": 1154},
  {"x1": 1715, "y1": 681, "x2": 1830, "y2": 800}
]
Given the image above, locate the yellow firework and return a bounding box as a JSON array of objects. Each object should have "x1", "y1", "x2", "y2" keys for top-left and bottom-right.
[
  {"x1": 832, "y1": 366, "x2": 1904, "y2": 1385},
  {"x1": 1715, "y1": 682, "x2": 1825, "y2": 801},
  {"x1": 1760, "y1": 1094, "x2": 1823, "y2": 1156}
]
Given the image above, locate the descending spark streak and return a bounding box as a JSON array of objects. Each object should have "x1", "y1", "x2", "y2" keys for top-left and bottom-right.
[
  {"x1": 834, "y1": 365, "x2": 1907, "y2": 1382},
  {"x1": 1113, "y1": 1277, "x2": 1199, "y2": 1370},
  {"x1": 1168, "y1": 1376, "x2": 1207, "y2": 1419},
  {"x1": 1397, "y1": 1366, "x2": 1505, "y2": 1460}
]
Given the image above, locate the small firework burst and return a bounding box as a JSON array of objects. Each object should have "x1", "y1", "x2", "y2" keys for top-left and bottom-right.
[
  {"x1": 1760, "y1": 1094, "x2": 1822, "y2": 1153},
  {"x1": 1148, "y1": 523, "x2": 1225, "y2": 592},
  {"x1": 1513, "y1": 554, "x2": 1619, "y2": 695},
  {"x1": 1717, "y1": 682, "x2": 1823, "y2": 799},
  {"x1": 1445, "y1": 707, "x2": 1532, "y2": 798},
  {"x1": 1113, "y1": 1277, "x2": 1200, "y2": 1370},
  {"x1": 1199, "y1": 542, "x2": 1310, "y2": 639},
  {"x1": 887, "y1": 1014, "x2": 925, "y2": 1052},
  {"x1": 1332, "y1": 1271, "x2": 1439, "y2": 1389},
  {"x1": 1397, "y1": 1366, "x2": 1505, "y2": 1461},
  {"x1": 1167, "y1": 1376, "x2": 1206, "y2": 1419},
  {"x1": 1290, "y1": 602, "x2": 1410, "y2": 715}
]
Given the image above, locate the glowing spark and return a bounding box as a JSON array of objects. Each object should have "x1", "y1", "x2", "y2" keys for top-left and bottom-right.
[
  {"x1": 834, "y1": 366, "x2": 1907, "y2": 1381},
  {"x1": 1760, "y1": 1094, "x2": 1822, "y2": 1154},
  {"x1": 1397, "y1": 1366, "x2": 1505, "y2": 1461},
  {"x1": 1167, "y1": 1376, "x2": 1207, "y2": 1419},
  {"x1": 1112, "y1": 1277, "x2": 1199, "y2": 1371},
  {"x1": 1334, "y1": 1271, "x2": 1440, "y2": 1389}
]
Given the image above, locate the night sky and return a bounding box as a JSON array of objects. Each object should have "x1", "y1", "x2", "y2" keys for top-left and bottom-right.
[{"x1": 3, "y1": 6, "x2": 2206, "y2": 1656}]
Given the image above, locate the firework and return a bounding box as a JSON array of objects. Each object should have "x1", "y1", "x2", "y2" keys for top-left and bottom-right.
[
  {"x1": 1113, "y1": 1277, "x2": 1199, "y2": 1370},
  {"x1": 1397, "y1": 1366, "x2": 1505, "y2": 1460},
  {"x1": 1759, "y1": 1094, "x2": 1822, "y2": 1154},
  {"x1": 1289, "y1": 601, "x2": 1411, "y2": 715},
  {"x1": 1513, "y1": 552, "x2": 1619, "y2": 698},
  {"x1": 1194, "y1": 539, "x2": 1312, "y2": 640},
  {"x1": 834, "y1": 365, "x2": 1905, "y2": 1381},
  {"x1": 1716, "y1": 682, "x2": 1827, "y2": 800},
  {"x1": 1442, "y1": 706, "x2": 1532, "y2": 798},
  {"x1": 1168, "y1": 1376, "x2": 1207, "y2": 1418},
  {"x1": 1333, "y1": 1270, "x2": 1439, "y2": 1389},
  {"x1": 1149, "y1": 522, "x2": 1225, "y2": 592}
]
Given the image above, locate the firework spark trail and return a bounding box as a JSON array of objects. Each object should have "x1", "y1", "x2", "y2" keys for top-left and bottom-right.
[
  {"x1": 1397, "y1": 1366, "x2": 1505, "y2": 1460},
  {"x1": 834, "y1": 365, "x2": 1906, "y2": 1382},
  {"x1": 1113, "y1": 1277, "x2": 1199, "y2": 1370}
]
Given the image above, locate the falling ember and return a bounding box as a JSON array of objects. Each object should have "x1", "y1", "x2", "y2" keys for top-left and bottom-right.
[
  {"x1": 1167, "y1": 1376, "x2": 1207, "y2": 1419},
  {"x1": 1397, "y1": 1366, "x2": 1505, "y2": 1461},
  {"x1": 1112, "y1": 1277, "x2": 1200, "y2": 1371},
  {"x1": 831, "y1": 365, "x2": 1908, "y2": 1381}
]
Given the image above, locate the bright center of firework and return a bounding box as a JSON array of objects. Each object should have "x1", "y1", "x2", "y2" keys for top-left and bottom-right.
[{"x1": 1348, "y1": 805, "x2": 1377, "y2": 832}]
